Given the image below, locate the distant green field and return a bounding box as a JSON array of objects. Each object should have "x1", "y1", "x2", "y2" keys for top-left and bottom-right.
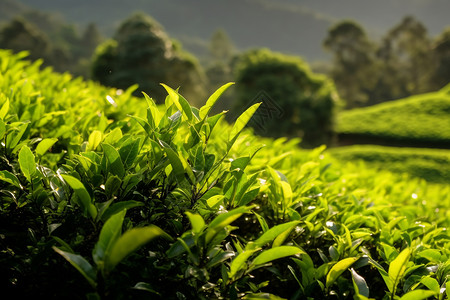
[
  {"x1": 336, "y1": 85, "x2": 450, "y2": 147},
  {"x1": 329, "y1": 144, "x2": 450, "y2": 183}
]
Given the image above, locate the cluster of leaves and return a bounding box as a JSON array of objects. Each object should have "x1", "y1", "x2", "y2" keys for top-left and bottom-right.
[
  {"x1": 329, "y1": 145, "x2": 450, "y2": 184},
  {"x1": 336, "y1": 85, "x2": 450, "y2": 148},
  {"x1": 1, "y1": 50, "x2": 449, "y2": 299}
]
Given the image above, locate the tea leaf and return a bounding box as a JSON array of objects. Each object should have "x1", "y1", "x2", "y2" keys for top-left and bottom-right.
[
  {"x1": 161, "y1": 83, "x2": 193, "y2": 122},
  {"x1": 388, "y1": 248, "x2": 411, "y2": 292},
  {"x1": 398, "y1": 289, "x2": 437, "y2": 300},
  {"x1": 18, "y1": 145, "x2": 35, "y2": 182},
  {"x1": 53, "y1": 247, "x2": 97, "y2": 288},
  {"x1": 206, "y1": 206, "x2": 254, "y2": 244},
  {"x1": 118, "y1": 137, "x2": 140, "y2": 168},
  {"x1": 185, "y1": 212, "x2": 205, "y2": 234},
  {"x1": 88, "y1": 130, "x2": 103, "y2": 151},
  {"x1": 0, "y1": 119, "x2": 5, "y2": 140},
  {"x1": 0, "y1": 97, "x2": 9, "y2": 119},
  {"x1": 251, "y1": 246, "x2": 304, "y2": 267},
  {"x1": 93, "y1": 209, "x2": 126, "y2": 265},
  {"x1": 350, "y1": 268, "x2": 369, "y2": 298},
  {"x1": 102, "y1": 143, "x2": 125, "y2": 178},
  {"x1": 229, "y1": 247, "x2": 260, "y2": 280},
  {"x1": 105, "y1": 226, "x2": 168, "y2": 272},
  {"x1": 35, "y1": 138, "x2": 58, "y2": 157},
  {"x1": 142, "y1": 92, "x2": 160, "y2": 128},
  {"x1": 418, "y1": 276, "x2": 440, "y2": 294},
  {"x1": 159, "y1": 140, "x2": 185, "y2": 183},
  {"x1": 61, "y1": 174, "x2": 97, "y2": 219},
  {"x1": 0, "y1": 170, "x2": 21, "y2": 188},
  {"x1": 326, "y1": 257, "x2": 359, "y2": 288},
  {"x1": 100, "y1": 200, "x2": 144, "y2": 223},
  {"x1": 199, "y1": 82, "x2": 234, "y2": 120},
  {"x1": 253, "y1": 221, "x2": 300, "y2": 248},
  {"x1": 228, "y1": 103, "x2": 261, "y2": 149},
  {"x1": 6, "y1": 122, "x2": 29, "y2": 152}
]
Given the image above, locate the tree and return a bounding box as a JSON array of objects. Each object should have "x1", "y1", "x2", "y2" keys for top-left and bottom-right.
[
  {"x1": 376, "y1": 16, "x2": 432, "y2": 100},
  {"x1": 91, "y1": 13, "x2": 206, "y2": 103},
  {"x1": 209, "y1": 28, "x2": 235, "y2": 63},
  {"x1": 81, "y1": 23, "x2": 103, "y2": 59},
  {"x1": 429, "y1": 27, "x2": 450, "y2": 90},
  {"x1": 323, "y1": 20, "x2": 377, "y2": 108},
  {"x1": 234, "y1": 48, "x2": 339, "y2": 147},
  {"x1": 0, "y1": 17, "x2": 51, "y2": 63},
  {"x1": 205, "y1": 29, "x2": 236, "y2": 112}
]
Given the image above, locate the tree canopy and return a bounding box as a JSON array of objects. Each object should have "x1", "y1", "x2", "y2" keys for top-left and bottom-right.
[
  {"x1": 234, "y1": 48, "x2": 339, "y2": 147},
  {"x1": 91, "y1": 13, "x2": 206, "y2": 104}
]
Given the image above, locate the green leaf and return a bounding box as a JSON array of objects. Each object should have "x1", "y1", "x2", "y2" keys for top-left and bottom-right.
[
  {"x1": 161, "y1": 83, "x2": 193, "y2": 122},
  {"x1": 61, "y1": 174, "x2": 97, "y2": 219},
  {"x1": 104, "y1": 175, "x2": 122, "y2": 198},
  {"x1": 272, "y1": 224, "x2": 296, "y2": 248},
  {"x1": 185, "y1": 212, "x2": 205, "y2": 234},
  {"x1": 228, "y1": 103, "x2": 261, "y2": 149},
  {"x1": 418, "y1": 276, "x2": 440, "y2": 294},
  {"x1": 206, "y1": 251, "x2": 235, "y2": 269},
  {"x1": 253, "y1": 212, "x2": 269, "y2": 233},
  {"x1": 105, "y1": 226, "x2": 168, "y2": 272},
  {"x1": 206, "y1": 206, "x2": 254, "y2": 244},
  {"x1": 0, "y1": 170, "x2": 21, "y2": 188},
  {"x1": 6, "y1": 122, "x2": 29, "y2": 152},
  {"x1": 142, "y1": 92, "x2": 160, "y2": 129},
  {"x1": 35, "y1": 138, "x2": 58, "y2": 157},
  {"x1": 104, "y1": 128, "x2": 123, "y2": 145},
  {"x1": 118, "y1": 137, "x2": 140, "y2": 168},
  {"x1": 53, "y1": 247, "x2": 97, "y2": 288},
  {"x1": 242, "y1": 293, "x2": 287, "y2": 300},
  {"x1": 102, "y1": 143, "x2": 125, "y2": 178},
  {"x1": 388, "y1": 248, "x2": 411, "y2": 292},
  {"x1": 251, "y1": 246, "x2": 304, "y2": 267},
  {"x1": 326, "y1": 257, "x2": 359, "y2": 288},
  {"x1": 18, "y1": 145, "x2": 35, "y2": 182},
  {"x1": 398, "y1": 289, "x2": 438, "y2": 300},
  {"x1": 0, "y1": 97, "x2": 9, "y2": 119},
  {"x1": 88, "y1": 130, "x2": 103, "y2": 151},
  {"x1": 159, "y1": 140, "x2": 185, "y2": 183},
  {"x1": 100, "y1": 200, "x2": 144, "y2": 223},
  {"x1": 93, "y1": 209, "x2": 126, "y2": 266},
  {"x1": 350, "y1": 268, "x2": 369, "y2": 298},
  {"x1": 0, "y1": 119, "x2": 5, "y2": 140},
  {"x1": 199, "y1": 82, "x2": 234, "y2": 119},
  {"x1": 229, "y1": 247, "x2": 260, "y2": 280},
  {"x1": 253, "y1": 221, "x2": 300, "y2": 248}
]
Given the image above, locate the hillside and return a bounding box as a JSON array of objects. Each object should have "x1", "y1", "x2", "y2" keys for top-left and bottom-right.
[{"x1": 336, "y1": 85, "x2": 450, "y2": 148}]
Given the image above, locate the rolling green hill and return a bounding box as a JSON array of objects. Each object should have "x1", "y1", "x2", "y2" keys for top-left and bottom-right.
[{"x1": 336, "y1": 84, "x2": 450, "y2": 148}]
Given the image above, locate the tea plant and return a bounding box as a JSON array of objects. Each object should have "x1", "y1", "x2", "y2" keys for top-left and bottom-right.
[{"x1": 0, "y1": 50, "x2": 449, "y2": 299}]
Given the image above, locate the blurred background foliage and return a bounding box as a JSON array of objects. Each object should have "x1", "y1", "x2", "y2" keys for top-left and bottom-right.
[{"x1": 1, "y1": 0, "x2": 450, "y2": 148}]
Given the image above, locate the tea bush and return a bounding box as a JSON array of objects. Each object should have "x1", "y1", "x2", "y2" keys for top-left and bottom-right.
[
  {"x1": 336, "y1": 86, "x2": 450, "y2": 147},
  {"x1": 0, "y1": 50, "x2": 449, "y2": 299},
  {"x1": 329, "y1": 145, "x2": 450, "y2": 183}
]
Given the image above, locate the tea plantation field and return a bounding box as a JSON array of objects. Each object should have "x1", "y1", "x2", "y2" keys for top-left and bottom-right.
[
  {"x1": 0, "y1": 50, "x2": 449, "y2": 299},
  {"x1": 336, "y1": 86, "x2": 450, "y2": 148}
]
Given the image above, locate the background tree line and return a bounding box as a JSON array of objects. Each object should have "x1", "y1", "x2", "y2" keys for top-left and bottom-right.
[
  {"x1": 1, "y1": 9, "x2": 450, "y2": 146},
  {"x1": 0, "y1": 9, "x2": 102, "y2": 78},
  {"x1": 324, "y1": 16, "x2": 450, "y2": 108}
]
